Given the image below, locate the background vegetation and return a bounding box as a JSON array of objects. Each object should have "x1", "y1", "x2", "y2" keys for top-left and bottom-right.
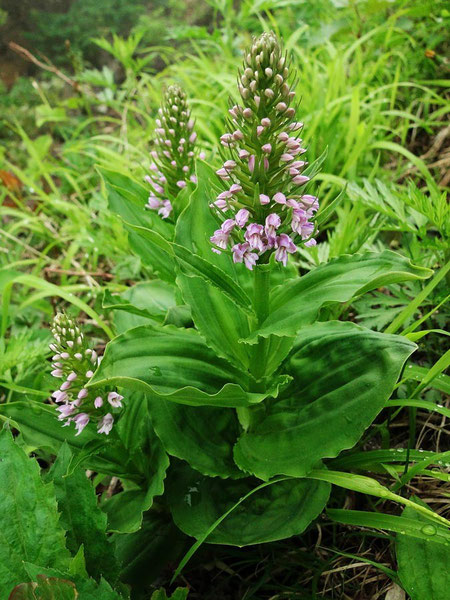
[{"x1": 0, "y1": 0, "x2": 448, "y2": 598}]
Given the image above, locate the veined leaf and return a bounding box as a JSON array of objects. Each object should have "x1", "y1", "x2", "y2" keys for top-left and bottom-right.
[
  {"x1": 168, "y1": 465, "x2": 330, "y2": 546},
  {"x1": 46, "y1": 444, "x2": 119, "y2": 583},
  {"x1": 0, "y1": 428, "x2": 70, "y2": 594},
  {"x1": 148, "y1": 398, "x2": 243, "y2": 478},
  {"x1": 102, "y1": 168, "x2": 176, "y2": 282},
  {"x1": 234, "y1": 321, "x2": 416, "y2": 480},
  {"x1": 0, "y1": 402, "x2": 136, "y2": 481},
  {"x1": 101, "y1": 393, "x2": 169, "y2": 533},
  {"x1": 89, "y1": 324, "x2": 264, "y2": 408},
  {"x1": 177, "y1": 273, "x2": 252, "y2": 369},
  {"x1": 244, "y1": 251, "x2": 432, "y2": 343}
]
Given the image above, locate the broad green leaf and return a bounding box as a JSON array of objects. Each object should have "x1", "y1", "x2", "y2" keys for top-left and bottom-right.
[
  {"x1": 245, "y1": 251, "x2": 432, "y2": 343},
  {"x1": 102, "y1": 394, "x2": 169, "y2": 533},
  {"x1": 397, "y1": 499, "x2": 450, "y2": 600},
  {"x1": 89, "y1": 324, "x2": 265, "y2": 408},
  {"x1": 148, "y1": 398, "x2": 243, "y2": 478},
  {"x1": 0, "y1": 402, "x2": 136, "y2": 480},
  {"x1": 102, "y1": 168, "x2": 176, "y2": 282},
  {"x1": 175, "y1": 161, "x2": 236, "y2": 275},
  {"x1": 103, "y1": 281, "x2": 177, "y2": 322},
  {"x1": 173, "y1": 243, "x2": 253, "y2": 314},
  {"x1": 115, "y1": 512, "x2": 186, "y2": 591},
  {"x1": 174, "y1": 161, "x2": 253, "y2": 367},
  {"x1": 168, "y1": 465, "x2": 330, "y2": 546},
  {"x1": 0, "y1": 428, "x2": 70, "y2": 594},
  {"x1": 8, "y1": 576, "x2": 77, "y2": 600},
  {"x1": 177, "y1": 273, "x2": 252, "y2": 369},
  {"x1": 234, "y1": 321, "x2": 416, "y2": 480},
  {"x1": 46, "y1": 444, "x2": 119, "y2": 583}
]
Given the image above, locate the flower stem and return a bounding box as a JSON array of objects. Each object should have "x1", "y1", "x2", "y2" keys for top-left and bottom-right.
[{"x1": 249, "y1": 265, "x2": 271, "y2": 382}]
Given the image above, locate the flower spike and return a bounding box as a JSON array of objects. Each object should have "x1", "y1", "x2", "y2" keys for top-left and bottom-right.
[
  {"x1": 49, "y1": 313, "x2": 123, "y2": 435},
  {"x1": 210, "y1": 32, "x2": 319, "y2": 268},
  {"x1": 145, "y1": 85, "x2": 203, "y2": 219}
]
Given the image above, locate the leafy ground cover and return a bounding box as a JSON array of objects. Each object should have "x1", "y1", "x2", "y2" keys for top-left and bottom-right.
[{"x1": 0, "y1": 0, "x2": 449, "y2": 598}]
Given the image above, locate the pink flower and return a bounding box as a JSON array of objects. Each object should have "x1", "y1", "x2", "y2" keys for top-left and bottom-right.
[
  {"x1": 77, "y1": 388, "x2": 88, "y2": 400},
  {"x1": 305, "y1": 238, "x2": 317, "y2": 247},
  {"x1": 220, "y1": 133, "x2": 233, "y2": 146},
  {"x1": 229, "y1": 183, "x2": 243, "y2": 194},
  {"x1": 235, "y1": 209, "x2": 250, "y2": 228},
  {"x1": 213, "y1": 199, "x2": 228, "y2": 211},
  {"x1": 244, "y1": 223, "x2": 266, "y2": 252},
  {"x1": 280, "y1": 153, "x2": 294, "y2": 162},
  {"x1": 239, "y1": 149, "x2": 250, "y2": 159},
  {"x1": 56, "y1": 404, "x2": 75, "y2": 420},
  {"x1": 261, "y1": 118, "x2": 271, "y2": 127},
  {"x1": 98, "y1": 413, "x2": 114, "y2": 435},
  {"x1": 276, "y1": 102, "x2": 287, "y2": 112},
  {"x1": 256, "y1": 126, "x2": 264, "y2": 136},
  {"x1": 265, "y1": 213, "x2": 281, "y2": 247},
  {"x1": 243, "y1": 108, "x2": 253, "y2": 119},
  {"x1": 278, "y1": 132, "x2": 289, "y2": 141},
  {"x1": 158, "y1": 200, "x2": 172, "y2": 219},
  {"x1": 292, "y1": 175, "x2": 310, "y2": 185},
  {"x1": 108, "y1": 391, "x2": 123, "y2": 408},
  {"x1": 248, "y1": 155, "x2": 256, "y2": 173},
  {"x1": 210, "y1": 219, "x2": 234, "y2": 252},
  {"x1": 300, "y1": 195, "x2": 319, "y2": 213},
  {"x1": 232, "y1": 130, "x2": 244, "y2": 141},
  {"x1": 146, "y1": 196, "x2": 161, "y2": 210},
  {"x1": 275, "y1": 234, "x2": 297, "y2": 266},
  {"x1": 74, "y1": 413, "x2": 90, "y2": 436},
  {"x1": 221, "y1": 219, "x2": 236, "y2": 234},
  {"x1": 289, "y1": 122, "x2": 303, "y2": 131},
  {"x1": 273, "y1": 192, "x2": 287, "y2": 205},
  {"x1": 232, "y1": 243, "x2": 259, "y2": 270},
  {"x1": 259, "y1": 194, "x2": 270, "y2": 205},
  {"x1": 223, "y1": 160, "x2": 237, "y2": 169},
  {"x1": 177, "y1": 180, "x2": 187, "y2": 188},
  {"x1": 94, "y1": 396, "x2": 103, "y2": 408},
  {"x1": 262, "y1": 143, "x2": 272, "y2": 154},
  {"x1": 52, "y1": 390, "x2": 68, "y2": 403},
  {"x1": 189, "y1": 132, "x2": 197, "y2": 143},
  {"x1": 216, "y1": 168, "x2": 231, "y2": 179}
]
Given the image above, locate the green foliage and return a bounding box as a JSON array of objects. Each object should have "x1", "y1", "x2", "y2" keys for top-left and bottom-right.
[
  {"x1": 397, "y1": 499, "x2": 450, "y2": 600},
  {"x1": 25, "y1": 0, "x2": 145, "y2": 67},
  {"x1": 46, "y1": 443, "x2": 120, "y2": 583},
  {"x1": 0, "y1": 428, "x2": 70, "y2": 594},
  {"x1": 1, "y1": 0, "x2": 448, "y2": 597}
]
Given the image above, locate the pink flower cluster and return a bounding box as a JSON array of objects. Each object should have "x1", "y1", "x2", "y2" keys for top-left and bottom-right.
[
  {"x1": 49, "y1": 313, "x2": 123, "y2": 436},
  {"x1": 145, "y1": 85, "x2": 204, "y2": 219},
  {"x1": 210, "y1": 33, "x2": 319, "y2": 269}
]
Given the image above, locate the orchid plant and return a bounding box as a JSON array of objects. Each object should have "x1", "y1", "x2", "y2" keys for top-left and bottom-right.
[{"x1": 2, "y1": 32, "x2": 443, "y2": 565}]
